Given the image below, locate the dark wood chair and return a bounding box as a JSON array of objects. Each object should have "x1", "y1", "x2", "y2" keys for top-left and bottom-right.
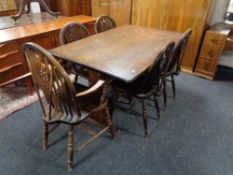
[
  {"x1": 165, "y1": 28, "x2": 192, "y2": 101},
  {"x1": 22, "y1": 42, "x2": 115, "y2": 171},
  {"x1": 59, "y1": 22, "x2": 89, "y2": 45},
  {"x1": 94, "y1": 15, "x2": 116, "y2": 33},
  {"x1": 114, "y1": 42, "x2": 175, "y2": 136},
  {"x1": 59, "y1": 22, "x2": 91, "y2": 81}
]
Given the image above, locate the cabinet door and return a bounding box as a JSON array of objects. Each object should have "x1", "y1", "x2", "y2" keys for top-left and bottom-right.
[
  {"x1": 81, "y1": 0, "x2": 91, "y2": 16},
  {"x1": 56, "y1": 0, "x2": 72, "y2": 16},
  {"x1": 70, "y1": 0, "x2": 82, "y2": 16},
  {"x1": 110, "y1": 0, "x2": 131, "y2": 26},
  {"x1": 132, "y1": 0, "x2": 214, "y2": 72},
  {"x1": 70, "y1": 0, "x2": 91, "y2": 16},
  {"x1": 163, "y1": 0, "x2": 213, "y2": 71},
  {"x1": 30, "y1": 33, "x2": 55, "y2": 50},
  {"x1": 92, "y1": 0, "x2": 110, "y2": 17},
  {"x1": 131, "y1": 0, "x2": 167, "y2": 29}
]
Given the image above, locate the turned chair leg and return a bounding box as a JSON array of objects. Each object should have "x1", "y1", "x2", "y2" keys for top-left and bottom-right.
[
  {"x1": 43, "y1": 121, "x2": 49, "y2": 150},
  {"x1": 67, "y1": 125, "x2": 74, "y2": 172},
  {"x1": 171, "y1": 74, "x2": 176, "y2": 99},
  {"x1": 153, "y1": 95, "x2": 161, "y2": 121},
  {"x1": 163, "y1": 80, "x2": 167, "y2": 110},
  {"x1": 141, "y1": 99, "x2": 148, "y2": 137},
  {"x1": 105, "y1": 108, "x2": 115, "y2": 139}
]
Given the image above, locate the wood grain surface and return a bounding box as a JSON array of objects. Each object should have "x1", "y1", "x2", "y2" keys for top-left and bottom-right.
[{"x1": 51, "y1": 25, "x2": 181, "y2": 82}]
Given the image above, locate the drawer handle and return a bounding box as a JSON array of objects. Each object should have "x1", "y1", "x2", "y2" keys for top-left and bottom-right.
[
  {"x1": 207, "y1": 50, "x2": 214, "y2": 58},
  {"x1": 204, "y1": 61, "x2": 209, "y2": 70},
  {"x1": 210, "y1": 38, "x2": 218, "y2": 44}
]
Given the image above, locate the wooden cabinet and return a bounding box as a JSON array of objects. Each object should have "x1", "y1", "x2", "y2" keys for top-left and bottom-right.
[
  {"x1": 195, "y1": 30, "x2": 226, "y2": 79},
  {"x1": 131, "y1": 0, "x2": 216, "y2": 73},
  {"x1": 0, "y1": 40, "x2": 29, "y2": 87},
  {"x1": 47, "y1": 0, "x2": 91, "y2": 16},
  {"x1": 91, "y1": 0, "x2": 132, "y2": 26},
  {"x1": 0, "y1": 14, "x2": 96, "y2": 92}
]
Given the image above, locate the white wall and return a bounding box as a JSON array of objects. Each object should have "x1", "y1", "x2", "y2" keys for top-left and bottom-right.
[{"x1": 210, "y1": 0, "x2": 229, "y2": 24}]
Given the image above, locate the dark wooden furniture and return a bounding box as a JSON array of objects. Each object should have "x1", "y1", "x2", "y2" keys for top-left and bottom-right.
[
  {"x1": 114, "y1": 42, "x2": 175, "y2": 136},
  {"x1": 59, "y1": 22, "x2": 89, "y2": 45},
  {"x1": 166, "y1": 28, "x2": 192, "y2": 100},
  {"x1": 11, "y1": 0, "x2": 60, "y2": 22},
  {"x1": 50, "y1": 25, "x2": 181, "y2": 83},
  {"x1": 195, "y1": 23, "x2": 231, "y2": 80},
  {"x1": 23, "y1": 42, "x2": 115, "y2": 171},
  {"x1": 94, "y1": 15, "x2": 116, "y2": 33},
  {"x1": 0, "y1": 14, "x2": 96, "y2": 93},
  {"x1": 59, "y1": 22, "x2": 91, "y2": 81}
]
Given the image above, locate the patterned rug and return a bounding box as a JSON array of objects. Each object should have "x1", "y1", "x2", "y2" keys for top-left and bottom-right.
[{"x1": 0, "y1": 85, "x2": 38, "y2": 120}]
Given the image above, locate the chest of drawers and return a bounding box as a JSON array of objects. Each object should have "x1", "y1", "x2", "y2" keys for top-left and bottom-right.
[
  {"x1": 0, "y1": 13, "x2": 96, "y2": 93},
  {"x1": 195, "y1": 30, "x2": 226, "y2": 80}
]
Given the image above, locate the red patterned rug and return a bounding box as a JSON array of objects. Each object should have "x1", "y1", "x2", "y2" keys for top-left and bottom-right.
[{"x1": 0, "y1": 85, "x2": 38, "y2": 120}]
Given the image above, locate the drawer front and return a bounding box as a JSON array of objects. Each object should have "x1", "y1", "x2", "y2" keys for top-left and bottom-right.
[
  {"x1": 195, "y1": 57, "x2": 216, "y2": 75},
  {"x1": 21, "y1": 32, "x2": 55, "y2": 50},
  {"x1": 205, "y1": 32, "x2": 226, "y2": 46},
  {"x1": 0, "y1": 51, "x2": 21, "y2": 70},
  {"x1": 0, "y1": 42, "x2": 19, "y2": 55},
  {"x1": 30, "y1": 33, "x2": 55, "y2": 50},
  {"x1": 53, "y1": 30, "x2": 61, "y2": 47},
  {"x1": 199, "y1": 44, "x2": 221, "y2": 60},
  {"x1": 0, "y1": 64, "x2": 28, "y2": 84}
]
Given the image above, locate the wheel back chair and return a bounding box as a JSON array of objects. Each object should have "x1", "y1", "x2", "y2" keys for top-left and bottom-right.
[
  {"x1": 59, "y1": 22, "x2": 89, "y2": 45},
  {"x1": 94, "y1": 15, "x2": 116, "y2": 33},
  {"x1": 23, "y1": 42, "x2": 115, "y2": 171},
  {"x1": 114, "y1": 42, "x2": 175, "y2": 136},
  {"x1": 59, "y1": 22, "x2": 92, "y2": 83},
  {"x1": 164, "y1": 28, "x2": 192, "y2": 105}
]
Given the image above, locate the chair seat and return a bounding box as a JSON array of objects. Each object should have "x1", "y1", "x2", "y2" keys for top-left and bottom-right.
[
  {"x1": 43, "y1": 93, "x2": 102, "y2": 124},
  {"x1": 42, "y1": 83, "x2": 103, "y2": 124},
  {"x1": 113, "y1": 74, "x2": 162, "y2": 99},
  {"x1": 43, "y1": 106, "x2": 89, "y2": 124},
  {"x1": 113, "y1": 74, "x2": 146, "y2": 96}
]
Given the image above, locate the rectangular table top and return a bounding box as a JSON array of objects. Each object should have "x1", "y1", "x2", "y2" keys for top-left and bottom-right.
[{"x1": 50, "y1": 25, "x2": 181, "y2": 83}]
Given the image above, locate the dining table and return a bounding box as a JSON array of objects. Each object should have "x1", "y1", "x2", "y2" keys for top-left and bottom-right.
[
  {"x1": 50, "y1": 25, "x2": 181, "y2": 83},
  {"x1": 50, "y1": 25, "x2": 182, "y2": 121}
]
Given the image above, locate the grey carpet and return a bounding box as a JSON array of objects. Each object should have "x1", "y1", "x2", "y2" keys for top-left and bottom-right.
[{"x1": 0, "y1": 73, "x2": 233, "y2": 175}]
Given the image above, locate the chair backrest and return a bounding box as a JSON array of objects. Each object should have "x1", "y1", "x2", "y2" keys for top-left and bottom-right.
[
  {"x1": 168, "y1": 28, "x2": 192, "y2": 74},
  {"x1": 94, "y1": 15, "x2": 116, "y2": 33},
  {"x1": 23, "y1": 42, "x2": 81, "y2": 120},
  {"x1": 59, "y1": 22, "x2": 89, "y2": 45},
  {"x1": 139, "y1": 42, "x2": 175, "y2": 94}
]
